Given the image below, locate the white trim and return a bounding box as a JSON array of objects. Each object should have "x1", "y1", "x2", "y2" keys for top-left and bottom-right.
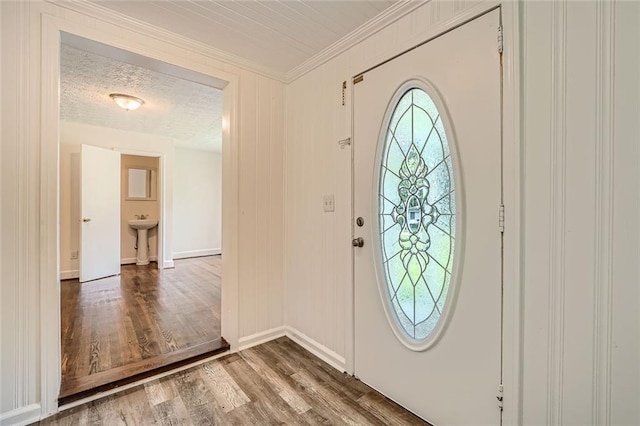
[
  {"x1": 0, "y1": 404, "x2": 41, "y2": 426},
  {"x1": 60, "y1": 270, "x2": 78, "y2": 280},
  {"x1": 285, "y1": 327, "x2": 347, "y2": 373},
  {"x1": 120, "y1": 256, "x2": 159, "y2": 265},
  {"x1": 163, "y1": 260, "x2": 175, "y2": 269},
  {"x1": 239, "y1": 327, "x2": 348, "y2": 373},
  {"x1": 286, "y1": 0, "x2": 425, "y2": 82},
  {"x1": 237, "y1": 326, "x2": 287, "y2": 351},
  {"x1": 173, "y1": 249, "x2": 221, "y2": 260},
  {"x1": 47, "y1": 0, "x2": 286, "y2": 83},
  {"x1": 500, "y1": 2, "x2": 524, "y2": 425},
  {"x1": 39, "y1": 10, "x2": 240, "y2": 418}
]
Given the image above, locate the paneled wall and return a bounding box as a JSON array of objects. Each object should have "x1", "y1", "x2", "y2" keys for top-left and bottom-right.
[
  {"x1": 285, "y1": 0, "x2": 639, "y2": 424},
  {"x1": 236, "y1": 69, "x2": 285, "y2": 339},
  {"x1": 520, "y1": 1, "x2": 639, "y2": 424},
  {"x1": 0, "y1": 0, "x2": 284, "y2": 421}
]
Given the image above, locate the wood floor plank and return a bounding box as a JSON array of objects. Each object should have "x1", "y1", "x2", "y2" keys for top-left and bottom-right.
[
  {"x1": 60, "y1": 256, "x2": 222, "y2": 399},
  {"x1": 199, "y1": 362, "x2": 250, "y2": 412},
  {"x1": 172, "y1": 370, "x2": 224, "y2": 425},
  {"x1": 240, "y1": 346, "x2": 311, "y2": 414},
  {"x1": 42, "y1": 337, "x2": 430, "y2": 426},
  {"x1": 223, "y1": 358, "x2": 302, "y2": 424}
]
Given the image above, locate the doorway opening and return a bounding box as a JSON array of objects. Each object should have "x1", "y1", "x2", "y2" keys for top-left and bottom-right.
[{"x1": 57, "y1": 34, "x2": 229, "y2": 404}]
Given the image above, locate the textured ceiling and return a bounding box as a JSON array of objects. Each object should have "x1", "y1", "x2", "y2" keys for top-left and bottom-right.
[
  {"x1": 60, "y1": 44, "x2": 223, "y2": 152},
  {"x1": 91, "y1": 0, "x2": 398, "y2": 75}
]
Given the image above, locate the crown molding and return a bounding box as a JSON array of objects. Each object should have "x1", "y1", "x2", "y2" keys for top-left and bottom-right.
[
  {"x1": 48, "y1": 0, "x2": 428, "y2": 85},
  {"x1": 285, "y1": 0, "x2": 426, "y2": 82},
  {"x1": 46, "y1": 0, "x2": 288, "y2": 83}
]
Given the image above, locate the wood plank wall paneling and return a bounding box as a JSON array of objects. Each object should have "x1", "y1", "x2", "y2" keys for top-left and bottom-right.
[
  {"x1": 0, "y1": 0, "x2": 285, "y2": 421},
  {"x1": 520, "y1": 1, "x2": 639, "y2": 424}
]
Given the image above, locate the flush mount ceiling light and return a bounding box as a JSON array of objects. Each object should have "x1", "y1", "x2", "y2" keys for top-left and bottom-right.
[{"x1": 109, "y1": 93, "x2": 145, "y2": 111}]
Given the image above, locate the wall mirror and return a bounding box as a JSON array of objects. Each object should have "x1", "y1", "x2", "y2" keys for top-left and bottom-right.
[{"x1": 126, "y1": 167, "x2": 157, "y2": 200}]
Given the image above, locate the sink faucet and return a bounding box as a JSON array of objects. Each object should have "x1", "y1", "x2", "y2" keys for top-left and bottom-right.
[{"x1": 135, "y1": 214, "x2": 148, "y2": 220}]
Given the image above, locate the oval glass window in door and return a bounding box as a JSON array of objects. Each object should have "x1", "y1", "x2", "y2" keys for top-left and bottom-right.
[{"x1": 379, "y1": 86, "x2": 456, "y2": 344}]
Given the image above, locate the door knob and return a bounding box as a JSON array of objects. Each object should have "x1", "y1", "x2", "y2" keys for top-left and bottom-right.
[
  {"x1": 352, "y1": 237, "x2": 364, "y2": 247},
  {"x1": 82, "y1": 218, "x2": 91, "y2": 222}
]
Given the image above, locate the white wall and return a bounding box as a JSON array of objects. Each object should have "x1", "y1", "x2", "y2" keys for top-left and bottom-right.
[
  {"x1": 59, "y1": 122, "x2": 171, "y2": 276},
  {"x1": 173, "y1": 148, "x2": 222, "y2": 259},
  {"x1": 285, "y1": 0, "x2": 639, "y2": 425},
  {"x1": 520, "y1": 2, "x2": 639, "y2": 424},
  {"x1": 0, "y1": 0, "x2": 284, "y2": 422}
]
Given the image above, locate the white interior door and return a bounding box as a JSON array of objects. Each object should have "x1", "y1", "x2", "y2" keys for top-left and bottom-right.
[
  {"x1": 353, "y1": 10, "x2": 502, "y2": 425},
  {"x1": 80, "y1": 144, "x2": 121, "y2": 282}
]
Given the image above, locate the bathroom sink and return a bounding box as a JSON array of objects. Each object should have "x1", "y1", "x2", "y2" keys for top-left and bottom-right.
[
  {"x1": 128, "y1": 219, "x2": 158, "y2": 266},
  {"x1": 128, "y1": 219, "x2": 158, "y2": 230}
]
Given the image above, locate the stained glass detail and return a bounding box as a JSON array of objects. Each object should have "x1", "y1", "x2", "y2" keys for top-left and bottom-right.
[{"x1": 379, "y1": 87, "x2": 456, "y2": 342}]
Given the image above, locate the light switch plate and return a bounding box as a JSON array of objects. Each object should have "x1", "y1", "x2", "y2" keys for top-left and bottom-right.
[{"x1": 323, "y1": 194, "x2": 335, "y2": 212}]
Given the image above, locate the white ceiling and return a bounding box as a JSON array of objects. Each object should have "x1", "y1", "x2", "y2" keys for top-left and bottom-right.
[
  {"x1": 91, "y1": 0, "x2": 399, "y2": 75},
  {"x1": 60, "y1": 43, "x2": 224, "y2": 152}
]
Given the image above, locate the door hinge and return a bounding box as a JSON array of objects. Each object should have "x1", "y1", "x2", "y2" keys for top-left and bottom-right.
[
  {"x1": 497, "y1": 384, "x2": 504, "y2": 410},
  {"x1": 342, "y1": 81, "x2": 347, "y2": 106},
  {"x1": 353, "y1": 74, "x2": 364, "y2": 84},
  {"x1": 498, "y1": 204, "x2": 505, "y2": 233},
  {"x1": 497, "y1": 25, "x2": 504, "y2": 53}
]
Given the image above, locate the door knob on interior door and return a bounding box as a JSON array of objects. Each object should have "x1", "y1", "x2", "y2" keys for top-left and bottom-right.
[
  {"x1": 352, "y1": 237, "x2": 364, "y2": 247},
  {"x1": 82, "y1": 218, "x2": 91, "y2": 222}
]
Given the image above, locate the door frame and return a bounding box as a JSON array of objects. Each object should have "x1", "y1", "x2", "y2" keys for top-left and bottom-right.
[
  {"x1": 39, "y1": 11, "x2": 240, "y2": 417},
  {"x1": 347, "y1": 2, "x2": 522, "y2": 423}
]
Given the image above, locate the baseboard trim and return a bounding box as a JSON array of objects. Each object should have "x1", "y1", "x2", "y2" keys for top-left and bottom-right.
[
  {"x1": 237, "y1": 327, "x2": 287, "y2": 351},
  {"x1": 60, "y1": 270, "x2": 78, "y2": 280},
  {"x1": 121, "y1": 256, "x2": 158, "y2": 265},
  {"x1": 238, "y1": 326, "x2": 346, "y2": 372},
  {"x1": 163, "y1": 260, "x2": 175, "y2": 269},
  {"x1": 284, "y1": 327, "x2": 347, "y2": 372},
  {"x1": 173, "y1": 249, "x2": 221, "y2": 260},
  {"x1": 0, "y1": 403, "x2": 41, "y2": 426}
]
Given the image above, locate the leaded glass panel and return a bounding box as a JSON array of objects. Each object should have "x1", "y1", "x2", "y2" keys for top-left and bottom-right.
[{"x1": 379, "y1": 87, "x2": 456, "y2": 342}]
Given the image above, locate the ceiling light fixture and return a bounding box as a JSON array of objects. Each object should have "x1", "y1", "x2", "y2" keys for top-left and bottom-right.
[{"x1": 109, "y1": 93, "x2": 145, "y2": 111}]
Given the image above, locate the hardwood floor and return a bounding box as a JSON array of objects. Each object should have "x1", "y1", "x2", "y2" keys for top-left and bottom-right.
[
  {"x1": 42, "y1": 337, "x2": 430, "y2": 425},
  {"x1": 60, "y1": 256, "x2": 223, "y2": 401}
]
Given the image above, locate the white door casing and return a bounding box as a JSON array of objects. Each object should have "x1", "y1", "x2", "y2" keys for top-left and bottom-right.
[
  {"x1": 353, "y1": 10, "x2": 502, "y2": 425},
  {"x1": 80, "y1": 144, "x2": 121, "y2": 282}
]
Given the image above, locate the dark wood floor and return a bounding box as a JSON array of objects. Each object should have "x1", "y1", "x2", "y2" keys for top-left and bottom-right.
[
  {"x1": 60, "y1": 256, "x2": 222, "y2": 400},
  {"x1": 42, "y1": 337, "x2": 429, "y2": 425}
]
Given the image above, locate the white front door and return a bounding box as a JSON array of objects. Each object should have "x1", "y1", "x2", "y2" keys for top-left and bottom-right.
[
  {"x1": 80, "y1": 144, "x2": 121, "y2": 282},
  {"x1": 353, "y1": 10, "x2": 502, "y2": 425}
]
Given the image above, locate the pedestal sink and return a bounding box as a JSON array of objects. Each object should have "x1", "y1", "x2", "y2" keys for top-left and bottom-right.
[{"x1": 128, "y1": 219, "x2": 158, "y2": 265}]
